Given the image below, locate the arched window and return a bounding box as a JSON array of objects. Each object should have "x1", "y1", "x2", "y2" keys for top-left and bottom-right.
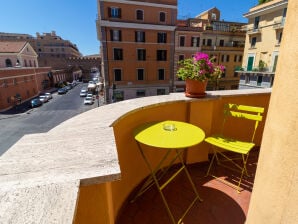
[{"x1": 5, "y1": 59, "x2": 12, "y2": 67}]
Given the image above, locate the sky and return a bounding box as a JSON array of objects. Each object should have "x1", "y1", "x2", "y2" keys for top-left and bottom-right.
[{"x1": 1, "y1": 0, "x2": 259, "y2": 56}]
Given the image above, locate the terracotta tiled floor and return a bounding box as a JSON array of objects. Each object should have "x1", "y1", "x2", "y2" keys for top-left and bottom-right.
[{"x1": 116, "y1": 150, "x2": 259, "y2": 224}]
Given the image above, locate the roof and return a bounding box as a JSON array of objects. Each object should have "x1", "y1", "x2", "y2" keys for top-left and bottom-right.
[{"x1": 0, "y1": 41, "x2": 27, "y2": 53}]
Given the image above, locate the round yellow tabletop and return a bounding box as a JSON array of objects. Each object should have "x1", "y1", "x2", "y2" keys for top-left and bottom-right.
[{"x1": 134, "y1": 120, "x2": 205, "y2": 149}]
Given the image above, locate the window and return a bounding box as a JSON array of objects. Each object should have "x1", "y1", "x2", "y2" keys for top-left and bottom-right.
[
  {"x1": 158, "y1": 69, "x2": 165, "y2": 80},
  {"x1": 157, "y1": 32, "x2": 167, "y2": 43},
  {"x1": 191, "y1": 37, "x2": 200, "y2": 47},
  {"x1": 159, "y1": 12, "x2": 166, "y2": 22},
  {"x1": 24, "y1": 60, "x2": 27, "y2": 67},
  {"x1": 136, "y1": 10, "x2": 144, "y2": 20},
  {"x1": 137, "y1": 69, "x2": 144, "y2": 80},
  {"x1": 239, "y1": 55, "x2": 242, "y2": 62},
  {"x1": 254, "y1": 16, "x2": 260, "y2": 30},
  {"x1": 207, "y1": 39, "x2": 212, "y2": 46},
  {"x1": 135, "y1": 31, "x2": 145, "y2": 42},
  {"x1": 178, "y1": 55, "x2": 184, "y2": 61},
  {"x1": 211, "y1": 13, "x2": 217, "y2": 20},
  {"x1": 251, "y1": 37, "x2": 257, "y2": 48},
  {"x1": 219, "y1": 39, "x2": 224, "y2": 47},
  {"x1": 114, "y1": 69, "x2": 122, "y2": 81},
  {"x1": 234, "y1": 55, "x2": 237, "y2": 62},
  {"x1": 137, "y1": 49, "x2": 146, "y2": 61},
  {"x1": 202, "y1": 39, "x2": 206, "y2": 46},
  {"x1": 179, "y1": 36, "x2": 185, "y2": 47},
  {"x1": 278, "y1": 32, "x2": 283, "y2": 44},
  {"x1": 113, "y1": 48, "x2": 123, "y2": 60},
  {"x1": 5, "y1": 59, "x2": 12, "y2": 67},
  {"x1": 157, "y1": 89, "x2": 166, "y2": 95},
  {"x1": 157, "y1": 50, "x2": 167, "y2": 61},
  {"x1": 226, "y1": 55, "x2": 230, "y2": 62},
  {"x1": 136, "y1": 90, "x2": 146, "y2": 98},
  {"x1": 110, "y1": 30, "x2": 122, "y2": 41},
  {"x1": 109, "y1": 7, "x2": 121, "y2": 18}
]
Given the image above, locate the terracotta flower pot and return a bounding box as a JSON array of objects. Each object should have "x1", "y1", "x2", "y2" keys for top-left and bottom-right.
[{"x1": 185, "y1": 79, "x2": 208, "y2": 98}]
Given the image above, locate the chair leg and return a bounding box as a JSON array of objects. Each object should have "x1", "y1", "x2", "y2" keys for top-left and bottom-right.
[{"x1": 206, "y1": 150, "x2": 217, "y2": 177}]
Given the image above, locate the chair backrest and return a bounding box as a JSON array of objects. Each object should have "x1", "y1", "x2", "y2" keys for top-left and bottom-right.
[{"x1": 222, "y1": 103, "x2": 264, "y2": 142}]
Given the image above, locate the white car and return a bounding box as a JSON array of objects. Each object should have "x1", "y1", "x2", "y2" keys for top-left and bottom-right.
[
  {"x1": 84, "y1": 96, "x2": 94, "y2": 105},
  {"x1": 44, "y1": 92, "x2": 52, "y2": 100},
  {"x1": 80, "y1": 89, "x2": 88, "y2": 97},
  {"x1": 39, "y1": 95, "x2": 48, "y2": 103}
]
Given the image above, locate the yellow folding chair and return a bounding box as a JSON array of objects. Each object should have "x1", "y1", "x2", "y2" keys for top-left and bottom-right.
[{"x1": 205, "y1": 103, "x2": 264, "y2": 192}]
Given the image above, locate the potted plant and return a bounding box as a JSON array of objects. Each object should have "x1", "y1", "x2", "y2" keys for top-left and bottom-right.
[{"x1": 177, "y1": 52, "x2": 225, "y2": 97}]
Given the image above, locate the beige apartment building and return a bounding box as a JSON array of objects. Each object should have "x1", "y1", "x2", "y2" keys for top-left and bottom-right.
[
  {"x1": 0, "y1": 31, "x2": 82, "y2": 69},
  {"x1": 0, "y1": 41, "x2": 38, "y2": 68},
  {"x1": 97, "y1": 0, "x2": 177, "y2": 103},
  {"x1": 175, "y1": 8, "x2": 246, "y2": 91},
  {"x1": 238, "y1": 0, "x2": 288, "y2": 89}
]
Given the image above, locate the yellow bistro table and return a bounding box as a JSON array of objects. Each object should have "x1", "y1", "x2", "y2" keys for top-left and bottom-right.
[{"x1": 133, "y1": 120, "x2": 205, "y2": 224}]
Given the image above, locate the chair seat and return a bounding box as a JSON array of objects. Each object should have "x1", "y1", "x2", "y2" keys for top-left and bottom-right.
[{"x1": 205, "y1": 135, "x2": 255, "y2": 155}]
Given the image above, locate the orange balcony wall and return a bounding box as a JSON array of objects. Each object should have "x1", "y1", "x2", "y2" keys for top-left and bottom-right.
[{"x1": 74, "y1": 90, "x2": 270, "y2": 224}]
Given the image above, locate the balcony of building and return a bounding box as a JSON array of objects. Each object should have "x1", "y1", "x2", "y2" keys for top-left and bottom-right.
[{"x1": 0, "y1": 88, "x2": 272, "y2": 223}]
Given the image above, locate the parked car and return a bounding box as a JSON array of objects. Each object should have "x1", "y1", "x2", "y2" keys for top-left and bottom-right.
[
  {"x1": 65, "y1": 85, "x2": 72, "y2": 91},
  {"x1": 44, "y1": 92, "x2": 53, "y2": 100},
  {"x1": 30, "y1": 98, "x2": 43, "y2": 108},
  {"x1": 39, "y1": 95, "x2": 49, "y2": 103},
  {"x1": 84, "y1": 96, "x2": 94, "y2": 105},
  {"x1": 58, "y1": 88, "x2": 67, "y2": 94},
  {"x1": 80, "y1": 89, "x2": 88, "y2": 97}
]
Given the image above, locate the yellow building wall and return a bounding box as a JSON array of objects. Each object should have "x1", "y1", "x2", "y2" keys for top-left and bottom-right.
[
  {"x1": 242, "y1": 0, "x2": 286, "y2": 70},
  {"x1": 246, "y1": 0, "x2": 298, "y2": 223}
]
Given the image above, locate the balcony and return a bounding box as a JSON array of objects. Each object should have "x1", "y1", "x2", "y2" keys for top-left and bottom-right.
[{"x1": 0, "y1": 89, "x2": 271, "y2": 223}]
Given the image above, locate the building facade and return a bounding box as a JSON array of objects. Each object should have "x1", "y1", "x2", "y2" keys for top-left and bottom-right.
[
  {"x1": 238, "y1": 0, "x2": 288, "y2": 89},
  {"x1": 97, "y1": 0, "x2": 177, "y2": 103},
  {"x1": 174, "y1": 8, "x2": 246, "y2": 91},
  {"x1": 0, "y1": 41, "x2": 38, "y2": 68},
  {"x1": 0, "y1": 31, "x2": 82, "y2": 69}
]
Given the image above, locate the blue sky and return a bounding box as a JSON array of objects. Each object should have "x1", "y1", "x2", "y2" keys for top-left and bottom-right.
[{"x1": 1, "y1": 0, "x2": 258, "y2": 56}]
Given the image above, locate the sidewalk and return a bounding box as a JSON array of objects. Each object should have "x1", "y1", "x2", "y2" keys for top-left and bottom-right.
[{"x1": 0, "y1": 87, "x2": 58, "y2": 120}]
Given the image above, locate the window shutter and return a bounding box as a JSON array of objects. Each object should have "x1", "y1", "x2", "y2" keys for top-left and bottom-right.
[
  {"x1": 110, "y1": 30, "x2": 113, "y2": 41},
  {"x1": 108, "y1": 7, "x2": 111, "y2": 17},
  {"x1": 119, "y1": 30, "x2": 122, "y2": 41},
  {"x1": 118, "y1": 8, "x2": 122, "y2": 18}
]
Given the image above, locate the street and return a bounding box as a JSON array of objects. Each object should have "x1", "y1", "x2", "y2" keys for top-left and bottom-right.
[{"x1": 0, "y1": 83, "x2": 104, "y2": 155}]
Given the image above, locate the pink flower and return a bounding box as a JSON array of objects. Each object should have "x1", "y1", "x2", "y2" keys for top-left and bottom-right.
[{"x1": 194, "y1": 52, "x2": 209, "y2": 61}]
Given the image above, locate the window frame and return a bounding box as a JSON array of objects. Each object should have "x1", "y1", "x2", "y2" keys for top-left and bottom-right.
[
  {"x1": 137, "y1": 68, "x2": 145, "y2": 81},
  {"x1": 136, "y1": 9, "x2": 144, "y2": 21},
  {"x1": 159, "y1": 12, "x2": 166, "y2": 22},
  {"x1": 157, "y1": 32, "x2": 167, "y2": 43},
  {"x1": 135, "y1": 31, "x2": 145, "y2": 42},
  {"x1": 137, "y1": 49, "x2": 146, "y2": 61},
  {"x1": 113, "y1": 48, "x2": 123, "y2": 60},
  {"x1": 157, "y1": 50, "x2": 167, "y2": 61},
  {"x1": 158, "y1": 68, "x2": 165, "y2": 80},
  {"x1": 114, "y1": 68, "x2": 122, "y2": 81}
]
